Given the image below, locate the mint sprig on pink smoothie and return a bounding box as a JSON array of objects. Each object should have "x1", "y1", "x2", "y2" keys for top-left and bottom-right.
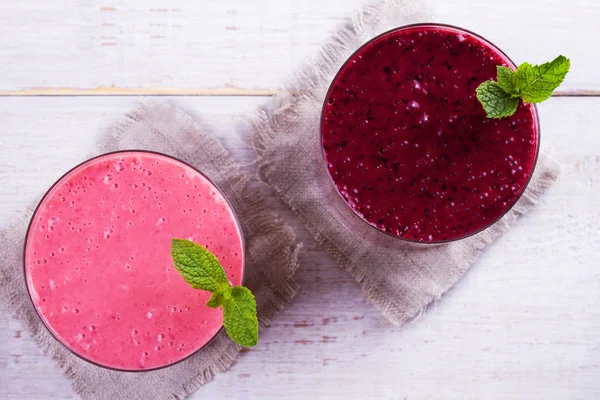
[
  {"x1": 476, "y1": 55, "x2": 570, "y2": 118},
  {"x1": 171, "y1": 239, "x2": 258, "y2": 347}
]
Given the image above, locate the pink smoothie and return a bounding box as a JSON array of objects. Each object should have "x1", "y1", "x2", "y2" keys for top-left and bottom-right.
[{"x1": 24, "y1": 151, "x2": 244, "y2": 371}]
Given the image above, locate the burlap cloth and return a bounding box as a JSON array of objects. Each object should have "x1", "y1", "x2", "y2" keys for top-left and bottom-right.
[
  {"x1": 0, "y1": 101, "x2": 301, "y2": 399},
  {"x1": 249, "y1": 0, "x2": 561, "y2": 325}
]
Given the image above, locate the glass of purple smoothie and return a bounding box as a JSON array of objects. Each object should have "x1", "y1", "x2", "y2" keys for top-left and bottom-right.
[{"x1": 321, "y1": 24, "x2": 540, "y2": 243}]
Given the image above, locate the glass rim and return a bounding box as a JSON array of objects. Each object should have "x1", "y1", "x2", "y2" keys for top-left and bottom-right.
[
  {"x1": 23, "y1": 149, "x2": 247, "y2": 372},
  {"x1": 319, "y1": 22, "x2": 541, "y2": 245}
]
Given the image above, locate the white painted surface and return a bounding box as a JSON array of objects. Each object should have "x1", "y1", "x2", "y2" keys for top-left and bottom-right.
[
  {"x1": 0, "y1": 1, "x2": 599, "y2": 399},
  {"x1": 0, "y1": 0, "x2": 598, "y2": 93}
]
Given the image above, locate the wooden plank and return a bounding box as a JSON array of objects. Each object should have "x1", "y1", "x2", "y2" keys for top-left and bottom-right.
[
  {"x1": 0, "y1": 87, "x2": 274, "y2": 96},
  {"x1": 0, "y1": 0, "x2": 598, "y2": 93},
  {"x1": 0, "y1": 96, "x2": 599, "y2": 399}
]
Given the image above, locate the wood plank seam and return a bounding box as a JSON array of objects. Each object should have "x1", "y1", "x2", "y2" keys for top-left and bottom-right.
[{"x1": 0, "y1": 88, "x2": 598, "y2": 97}]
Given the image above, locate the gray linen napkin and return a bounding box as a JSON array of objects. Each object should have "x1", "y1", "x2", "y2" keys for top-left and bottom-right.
[
  {"x1": 0, "y1": 100, "x2": 301, "y2": 399},
  {"x1": 249, "y1": 0, "x2": 560, "y2": 325}
]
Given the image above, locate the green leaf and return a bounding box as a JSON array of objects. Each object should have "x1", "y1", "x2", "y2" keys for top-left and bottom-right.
[
  {"x1": 476, "y1": 55, "x2": 570, "y2": 118},
  {"x1": 475, "y1": 80, "x2": 519, "y2": 119},
  {"x1": 496, "y1": 65, "x2": 517, "y2": 95},
  {"x1": 206, "y1": 283, "x2": 231, "y2": 309},
  {"x1": 170, "y1": 238, "x2": 259, "y2": 347},
  {"x1": 171, "y1": 239, "x2": 229, "y2": 292},
  {"x1": 222, "y1": 286, "x2": 258, "y2": 347},
  {"x1": 511, "y1": 55, "x2": 570, "y2": 103}
]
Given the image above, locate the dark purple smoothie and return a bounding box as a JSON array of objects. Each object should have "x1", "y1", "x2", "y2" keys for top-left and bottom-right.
[{"x1": 321, "y1": 25, "x2": 539, "y2": 242}]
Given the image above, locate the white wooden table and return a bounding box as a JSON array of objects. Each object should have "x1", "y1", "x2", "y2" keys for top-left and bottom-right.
[{"x1": 1, "y1": 1, "x2": 599, "y2": 399}]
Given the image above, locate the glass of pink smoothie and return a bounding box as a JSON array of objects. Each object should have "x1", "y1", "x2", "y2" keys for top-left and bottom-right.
[
  {"x1": 321, "y1": 24, "x2": 540, "y2": 243},
  {"x1": 24, "y1": 151, "x2": 245, "y2": 371}
]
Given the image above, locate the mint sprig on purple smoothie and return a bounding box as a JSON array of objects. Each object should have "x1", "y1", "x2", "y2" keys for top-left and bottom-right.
[
  {"x1": 476, "y1": 55, "x2": 570, "y2": 118},
  {"x1": 171, "y1": 239, "x2": 258, "y2": 347}
]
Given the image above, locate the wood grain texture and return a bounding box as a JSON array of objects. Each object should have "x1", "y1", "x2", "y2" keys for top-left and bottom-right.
[
  {"x1": 0, "y1": 87, "x2": 275, "y2": 96},
  {"x1": 0, "y1": 0, "x2": 598, "y2": 92},
  {"x1": 0, "y1": 96, "x2": 599, "y2": 399}
]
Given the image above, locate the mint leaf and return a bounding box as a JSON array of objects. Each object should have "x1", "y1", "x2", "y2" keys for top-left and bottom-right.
[
  {"x1": 222, "y1": 286, "x2": 258, "y2": 347},
  {"x1": 475, "y1": 81, "x2": 519, "y2": 118},
  {"x1": 496, "y1": 65, "x2": 517, "y2": 94},
  {"x1": 171, "y1": 239, "x2": 259, "y2": 347},
  {"x1": 511, "y1": 56, "x2": 570, "y2": 103},
  {"x1": 171, "y1": 239, "x2": 229, "y2": 292},
  {"x1": 476, "y1": 55, "x2": 570, "y2": 118},
  {"x1": 206, "y1": 283, "x2": 231, "y2": 309}
]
